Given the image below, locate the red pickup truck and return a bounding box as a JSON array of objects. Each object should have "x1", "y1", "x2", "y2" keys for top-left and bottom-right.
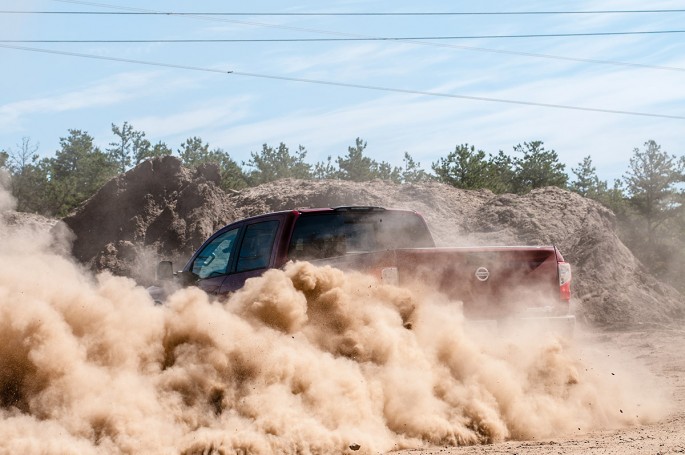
[{"x1": 156, "y1": 206, "x2": 574, "y2": 330}]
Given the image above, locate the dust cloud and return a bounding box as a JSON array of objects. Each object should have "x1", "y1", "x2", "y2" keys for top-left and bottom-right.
[
  {"x1": 0, "y1": 169, "x2": 14, "y2": 213},
  {"x1": 0, "y1": 184, "x2": 669, "y2": 454}
]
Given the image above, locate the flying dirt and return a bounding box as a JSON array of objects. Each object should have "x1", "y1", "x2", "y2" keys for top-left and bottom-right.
[{"x1": 0, "y1": 177, "x2": 669, "y2": 454}]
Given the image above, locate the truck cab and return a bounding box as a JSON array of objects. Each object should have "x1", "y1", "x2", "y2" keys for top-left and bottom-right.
[{"x1": 178, "y1": 206, "x2": 433, "y2": 295}]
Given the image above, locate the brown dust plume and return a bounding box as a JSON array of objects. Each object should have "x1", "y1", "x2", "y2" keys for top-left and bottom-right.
[{"x1": 0, "y1": 183, "x2": 668, "y2": 454}]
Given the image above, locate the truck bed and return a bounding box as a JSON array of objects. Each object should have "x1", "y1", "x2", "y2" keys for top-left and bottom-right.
[{"x1": 310, "y1": 246, "x2": 567, "y2": 320}]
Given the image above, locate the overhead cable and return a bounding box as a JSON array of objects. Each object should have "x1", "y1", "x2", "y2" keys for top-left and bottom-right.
[
  {"x1": 4, "y1": 30, "x2": 685, "y2": 42},
  {"x1": 1, "y1": 43, "x2": 682, "y2": 121},
  {"x1": 5, "y1": 9, "x2": 685, "y2": 16},
  {"x1": 33, "y1": 0, "x2": 683, "y2": 74}
]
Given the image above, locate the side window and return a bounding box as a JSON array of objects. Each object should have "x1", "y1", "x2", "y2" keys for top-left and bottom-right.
[
  {"x1": 191, "y1": 228, "x2": 239, "y2": 279},
  {"x1": 288, "y1": 214, "x2": 347, "y2": 260},
  {"x1": 236, "y1": 220, "x2": 279, "y2": 273}
]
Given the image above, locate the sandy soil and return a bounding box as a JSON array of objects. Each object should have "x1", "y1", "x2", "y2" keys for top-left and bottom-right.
[{"x1": 395, "y1": 325, "x2": 685, "y2": 455}]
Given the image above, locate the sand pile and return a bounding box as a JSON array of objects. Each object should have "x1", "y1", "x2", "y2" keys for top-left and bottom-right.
[
  {"x1": 62, "y1": 156, "x2": 239, "y2": 283},
  {"x1": 62, "y1": 157, "x2": 684, "y2": 328}
]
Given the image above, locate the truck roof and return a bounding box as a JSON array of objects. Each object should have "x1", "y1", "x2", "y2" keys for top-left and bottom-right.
[
  {"x1": 213, "y1": 207, "x2": 424, "y2": 233},
  {"x1": 237, "y1": 206, "x2": 419, "y2": 219},
  {"x1": 296, "y1": 206, "x2": 405, "y2": 213}
]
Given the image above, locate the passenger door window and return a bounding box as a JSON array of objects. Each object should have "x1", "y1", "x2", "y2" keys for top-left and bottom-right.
[
  {"x1": 191, "y1": 228, "x2": 239, "y2": 279},
  {"x1": 236, "y1": 220, "x2": 279, "y2": 272}
]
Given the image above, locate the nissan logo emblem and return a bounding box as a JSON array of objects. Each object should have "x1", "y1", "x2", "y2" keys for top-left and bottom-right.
[{"x1": 475, "y1": 267, "x2": 490, "y2": 282}]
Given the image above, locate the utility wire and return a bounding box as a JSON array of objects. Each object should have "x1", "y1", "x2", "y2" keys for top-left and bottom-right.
[
  {"x1": 12, "y1": 40, "x2": 682, "y2": 72},
  {"x1": 1, "y1": 43, "x2": 682, "y2": 120},
  {"x1": 36, "y1": 0, "x2": 683, "y2": 74},
  {"x1": 5, "y1": 9, "x2": 685, "y2": 15},
  {"x1": 423, "y1": 43, "x2": 685, "y2": 73},
  {"x1": 4, "y1": 30, "x2": 685, "y2": 42},
  {"x1": 0, "y1": 44, "x2": 233, "y2": 74}
]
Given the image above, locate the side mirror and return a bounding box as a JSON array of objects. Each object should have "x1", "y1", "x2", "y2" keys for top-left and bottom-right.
[
  {"x1": 156, "y1": 261, "x2": 173, "y2": 281},
  {"x1": 177, "y1": 270, "x2": 199, "y2": 287}
]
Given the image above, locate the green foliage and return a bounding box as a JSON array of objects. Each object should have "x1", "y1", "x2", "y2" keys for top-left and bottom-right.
[
  {"x1": 4, "y1": 138, "x2": 50, "y2": 213},
  {"x1": 570, "y1": 155, "x2": 600, "y2": 197},
  {"x1": 432, "y1": 144, "x2": 490, "y2": 189},
  {"x1": 245, "y1": 143, "x2": 312, "y2": 185},
  {"x1": 586, "y1": 140, "x2": 685, "y2": 290},
  {"x1": 0, "y1": 150, "x2": 7, "y2": 169},
  {"x1": 511, "y1": 141, "x2": 568, "y2": 193},
  {"x1": 401, "y1": 152, "x2": 431, "y2": 183},
  {"x1": 623, "y1": 140, "x2": 684, "y2": 246},
  {"x1": 375, "y1": 161, "x2": 401, "y2": 183},
  {"x1": 107, "y1": 122, "x2": 134, "y2": 173},
  {"x1": 431, "y1": 141, "x2": 568, "y2": 194},
  {"x1": 108, "y1": 122, "x2": 171, "y2": 169},
  {"x1": 337, "y1": 138, "x2": 376, "y2": 182},
  {"x1": 485, "y1": 151, "x2": 516, "y2": 194},
  {"x1": 47, "y1": 130, "x2": 119, "y2": 216},
  {"x1": 431, "y1": 145, "x2": 523, "y2": 193},
  {"x1": 570, "y1": 155, "x2": 628, "y2": 214},
  {"x1": 178, "y1": 137, "x2": 248, "y2": 190},
  {"x1": 214, "y1": 150, "x2": 249, "y2": 191},
  {"x1": 313, "y1": 155, "x2": 338, "y2": 180},
  {"x1": 336, "y1": 138, "x2": 401, "y2": 182},
  {"x1": 178, "y1": 136, "x2": 211, "y2": 168},
  {"x1": 130, "y1": 133, "x2": 152, "y2": 165},
  {"x1": 594, "y1": 179, "x2": 629, "y2": 216},
  {"x1": 143, "y1": 141, "x2": 173, "y2": 163},
  {"x1": 313, "y1": 143, "x2": 414, "y2": 183}
]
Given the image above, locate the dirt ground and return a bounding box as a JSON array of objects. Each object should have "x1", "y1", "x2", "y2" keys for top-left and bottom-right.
[{"x1": 395, "y1": 325, "x2": 685, "y2": 455}]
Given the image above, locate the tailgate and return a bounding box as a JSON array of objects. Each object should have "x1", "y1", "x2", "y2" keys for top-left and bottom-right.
[{"x1": 395, "y1": 247, "x2": 564, "y2": 319}]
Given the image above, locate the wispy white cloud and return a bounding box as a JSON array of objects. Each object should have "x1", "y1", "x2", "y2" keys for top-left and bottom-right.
[
  {"x1": 131, "y1": 96, "x2": 253, "y2": 141},
  {"x1": 0, "y1": 71, "x2": 163, "y2": 133}
]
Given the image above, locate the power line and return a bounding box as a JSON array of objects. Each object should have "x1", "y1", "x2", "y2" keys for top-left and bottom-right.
[
  {"x1": 1, "y1": 43, "x2": 682, "y2": 121},
  {"x1": 5, "y1": 9, "x2": 685, "y2": 16},
  {"x1": 0, "y1": 44, "x2": 233, "y2": 74},
  {"x1": 2, "y1": 41, "x2": 682, "y2": 74},
  {"x1": 4, "y1": 30, "x2": 685, "y2": 42},
  {"x1": 424, "y1": 44, "x2": 685, "y2": 73},
  {"x1": 32, "y1": 0, "x2": 683, "y2": 74}
]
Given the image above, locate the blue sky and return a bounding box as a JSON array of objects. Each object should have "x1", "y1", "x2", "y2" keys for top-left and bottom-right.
[{"x1": 1, "y1": 0, "x2": 684, "y2": 182}]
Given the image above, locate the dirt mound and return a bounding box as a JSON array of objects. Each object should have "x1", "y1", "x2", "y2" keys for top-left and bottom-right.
[
  {"x1": 62, "y1": 156, "x2": 239, "y2": 283},
  {"x1": 63, "y1": 157, "x2": 684, "y2": 328},
  {"x1": 2, "y1": 210, "x2": 59, "y2": 232}
]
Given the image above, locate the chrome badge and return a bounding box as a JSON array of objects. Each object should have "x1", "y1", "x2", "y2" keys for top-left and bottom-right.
[{"x1": 475, "y1": 267, "x2": 490, "y2": 282}]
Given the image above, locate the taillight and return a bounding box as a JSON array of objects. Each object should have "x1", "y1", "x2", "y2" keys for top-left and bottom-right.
[
  {"x1": 558, "y1": 261, "x2": 572, "y2": 301},
  {"x1": 371, "y1": 267, "x2": 399, "y2": 286},
  {"x1": 381, "y1": 267, "x2": 399, "y2": 286}
]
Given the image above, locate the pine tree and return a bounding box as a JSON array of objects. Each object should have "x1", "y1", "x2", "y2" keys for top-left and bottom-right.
[
  {"x1": 624, "y1": 140, "x2": 685, "y2": 247},
  {"x1": 432, "y1": 144, "x2": 490, "y2": 189},
  {"x1": 245, "y1": 143, "x2": 312, "y2": 184},
  {"x1": 512, "y1": 141, "x2": 567, "y2": 193}
]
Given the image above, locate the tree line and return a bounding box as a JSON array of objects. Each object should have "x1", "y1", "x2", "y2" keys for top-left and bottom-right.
[{"x1": 1, "y1": 122, "x2": 684, "y2": 292}]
